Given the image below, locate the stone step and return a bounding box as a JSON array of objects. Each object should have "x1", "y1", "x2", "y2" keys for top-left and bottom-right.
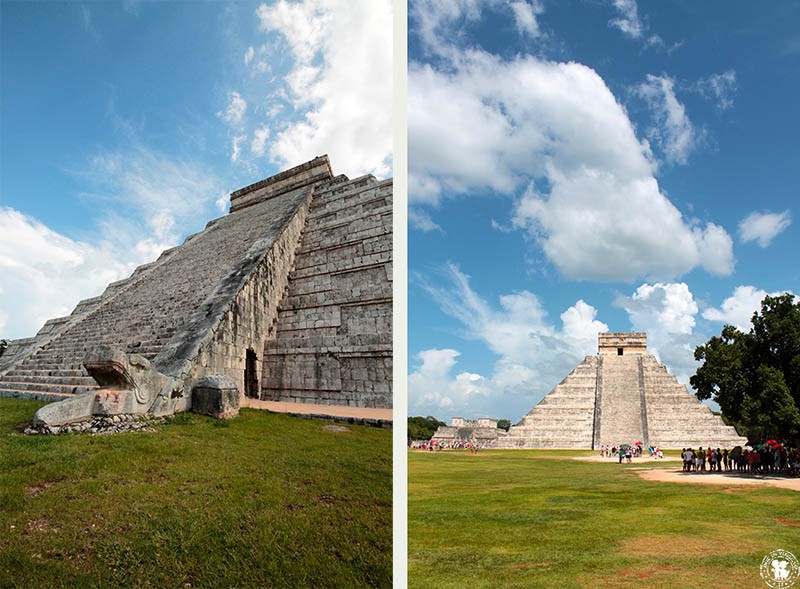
[
  {"x1": 4, "y1": 368, "x2": 89, "y2": 378},
  {"x1": 0, "y1": 388, "x2": 76, "y2": 402},
  {"x1": 0, "y1": 380, "x2": 96, "y2": 395},
  {"x1": 0, "y1": 374, "x2": 96, "y2": 386}
]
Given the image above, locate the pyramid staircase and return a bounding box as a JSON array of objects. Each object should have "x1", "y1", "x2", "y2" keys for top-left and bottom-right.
[{"x1": 596, "y1": 354, "x2": 646, "y2": 447}]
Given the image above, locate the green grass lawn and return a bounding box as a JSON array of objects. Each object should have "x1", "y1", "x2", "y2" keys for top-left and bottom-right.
[
  {"x1": 409, "y1": 449, "x2": 800, "y2": 588},
  {"x1": 0, "y1": 399, "x2": 391, "y2": 588}
]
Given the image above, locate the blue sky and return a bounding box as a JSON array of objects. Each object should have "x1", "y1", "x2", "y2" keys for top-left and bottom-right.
[
  {"x1": 1, "y1": 0, "x2": 391, "y2": 341},
  {"x1": 408, "y1": 0, "x2": 799, "y2": 422}
]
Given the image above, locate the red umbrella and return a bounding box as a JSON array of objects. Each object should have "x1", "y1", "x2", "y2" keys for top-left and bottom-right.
[
  {"x1": 767, "y1": 439, "x2": 778, "y2": 446},
  {"x1": 635, "y1": 441, "x2": 642, "y2": 446}
]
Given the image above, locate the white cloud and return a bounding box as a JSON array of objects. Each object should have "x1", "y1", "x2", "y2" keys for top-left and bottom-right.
[
  {"x1": 635, "y1": 74, "x2": 699, "y2": 165},
  {"x1": 218, "y1": 91, "x2": 247, "y2": 127},
  {"x1": 694, "y1": 222, "x2": 735, "y2": 276},
  {"x1": 215, "y1": 192, "x2": 229, "y2": 213},
  {"x1": 739, "y1": 210, "x2": 791, "y2": 247},
  {"x1": 409, "y1": 264, "x2": 609, "y2": 418},
  {"x1": 409, "y1": 50, "x2": 733, "y2": 281},
  {"x1": 696, "y1": 70, "x2": 737, "y2": 110},
  {"x1": 256, "y1": 0, "x2": 392, "y2": 178},
  {"x1": 0, "y1": 208, "x2": 132, "y2": 339},
  {"x1": 510, "y1": 1, "x2": 543, "y2": 37},
  {"x1": 609, "y1": 0, "x2": 643, "y2": 39},
  {"x1": 622, "y1": 283, "x2": 698, "y2": 335},
  {"x1": 408, "y1": 348, "x2": 490, "y2": 414},
  {"x1": 244, "y1": 46, "x2": 255, "y2": 65},
  {"x1": 251, "y1": 125, "x2": 271, "y2": 157},
  {"x1": 81, "y1": 145, "x2": 222, "y2": 239},
  {"x1": 409, "y1": 207, "x2": 442, "y2": 232},
  {"x1": 702, "y1": 285, "x2": 795, "y2": 332},
  {"x1": 231, "y1": 134, "x2": 246, "y2": 162},
  {"x1": 410, "y1": 0, "x2": 485, "y2": 56},
  {"x1": 616, "y1": 282, "x2": 704, "y2": 385}
]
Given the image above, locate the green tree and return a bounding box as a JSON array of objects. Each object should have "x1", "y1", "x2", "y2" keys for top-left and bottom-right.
[
  {"x1": 497, "y1": 419, "x2": 511, "y2": 431},
  {"x1": 407, "y1": 416, "x2": 446, "y2": 442},
  {"x1": 692, "y1": 294, "x2": 800, "y2": 443}
]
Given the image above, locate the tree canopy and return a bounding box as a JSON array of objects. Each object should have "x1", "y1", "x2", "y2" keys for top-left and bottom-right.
[
  {"x1": 692, "y1": 294, "x2": 800, "y2": 443},
  {"x1": 496, "y1": 419, "x2": 511, "y2": 431},
  {"x1": 408, "y1": 416, "x2": 446, "y2": 441}
]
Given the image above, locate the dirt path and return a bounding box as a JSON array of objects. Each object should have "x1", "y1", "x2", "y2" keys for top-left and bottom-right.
[
  {"x1": 242, "y1": 398, "x2": 392, "y2": 422},
  {"x1": 635, "y1": 467, "x2": 800, "y2": 491}
]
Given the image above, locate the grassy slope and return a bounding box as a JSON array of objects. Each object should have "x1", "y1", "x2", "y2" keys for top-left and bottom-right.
[
  {"x1": 0, "y1": 399, "x2": 391, "y2": 588},
  {"x1": 409, "y1": 450, "x2": 800, "y2": 589}
]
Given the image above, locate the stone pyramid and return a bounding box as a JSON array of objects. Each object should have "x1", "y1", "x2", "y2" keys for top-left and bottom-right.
[
  {"x1": 0, "y1": 156, "x2": 392, "y2": 426},
  {"x1": 493, "y1": 332, "x2": 746, "y2": 449}
]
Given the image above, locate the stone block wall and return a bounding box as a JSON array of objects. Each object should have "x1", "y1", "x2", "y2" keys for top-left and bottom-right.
[{"x1": 261, "y1": 174, "x2": 393, "y2": 408}]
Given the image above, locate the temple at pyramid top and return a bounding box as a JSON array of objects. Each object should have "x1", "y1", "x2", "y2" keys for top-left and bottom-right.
[
  {"x1": 0, "y1": 155, "x2": 392, "y2": 427},
  {"x1": 433, "y1": 331, "x2": 746, "y2": 449},
  {"x1": 597, "y1": 332, "x2": 647, "y2": 355}
]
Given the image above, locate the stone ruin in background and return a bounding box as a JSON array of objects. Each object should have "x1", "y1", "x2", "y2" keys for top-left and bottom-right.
[
  {"x1": 0, "y1": 156, "x2": 392, "y2": 430},
  {"x1": 432, "y1": 332, "x2": 746, "y2": 449}
]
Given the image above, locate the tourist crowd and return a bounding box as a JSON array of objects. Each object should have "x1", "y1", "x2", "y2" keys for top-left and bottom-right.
[
  {"x1": 599, "y1": 444, "x2": 663, "y2": 462},
  {"x1": 680, "y1": 442, "x2": 800, "y2": 476}
]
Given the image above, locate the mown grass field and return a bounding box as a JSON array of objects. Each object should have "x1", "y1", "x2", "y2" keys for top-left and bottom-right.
[
  {"x1": 0, "y1": 399, "x2": 391, "y2": 588},
  {"x1": 409, "y1": 449, "x2": 800, "y2": 588}
]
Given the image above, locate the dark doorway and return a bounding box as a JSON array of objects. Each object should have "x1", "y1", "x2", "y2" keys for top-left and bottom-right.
[
  {"x1": 617, "y1": 347, "x2": 623, "y2": 356},
  {"x1": 245, "y1": 348, "x2": 259, "y2": 398}
]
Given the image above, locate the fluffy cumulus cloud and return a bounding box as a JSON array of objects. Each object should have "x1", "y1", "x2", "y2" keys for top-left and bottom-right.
[
  {"x1": 702, "y1": 285, "x2": 795, "y2": 332},
  {"x1": 409, "y1": 48, "x2": 734, "y2": 280},
  {"x1": 738, "y1": 210, "x2": 791, "y2": 247},
  {"x1": 0, "y1": 209, "x2": 132, "y2": 339},
  {"x1": 0, "y1": 147, "x2": 224, "y2": 340},
  {"x1": 635, "y1": 74, "x2": 699, "y2": 165},
  {"x1": 408, "y1": 348, "x2": 489, "y2": 413},
  {"x1": 616, "y1": 282, "x2": 704, "y2": 384},
  {"x1": 255, "y1": 0, "x2": 392, "y2": 178},
  {"x1": 409, "y1": 264, "x2": 609, "y2": 417}
]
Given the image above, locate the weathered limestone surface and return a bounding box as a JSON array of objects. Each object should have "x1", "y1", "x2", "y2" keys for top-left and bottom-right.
[
  {"x1": 596, "y1": 355, "x2": 645, "y2": 447},
  {"x1": 0, "y1": 155, "x2": 393, "y2": 426},
  {"x1": 260, "y1": 174, "x2": 393, "y2": 407},
  {"x1": 489, "y1": 333, "x2": 746, "y2": 449},
  {"x1": 191, "y1": 375, "x2": 240, "y2": 419}
]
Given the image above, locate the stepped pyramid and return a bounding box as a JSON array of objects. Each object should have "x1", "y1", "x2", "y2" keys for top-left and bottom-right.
[
  {"x1": 0, "y1": 156, "x2": 392, "y2": 426},
  {"x1": 493, "y1": 332, "x2": 746, "y2": 449}
]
